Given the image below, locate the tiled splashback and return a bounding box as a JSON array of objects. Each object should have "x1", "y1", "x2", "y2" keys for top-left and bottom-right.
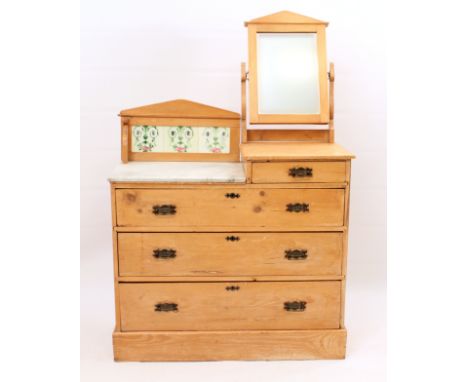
[{"x1": 131, "y1": 125, "x2": 231, "y2": 154}]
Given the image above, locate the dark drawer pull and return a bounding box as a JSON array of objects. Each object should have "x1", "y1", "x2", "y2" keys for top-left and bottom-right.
[
  {"x1": 155, "y1": 303, "x2": 178, "y2": 312},
  {"x1": 225, "y1": 236, "x2": 240, "y2": 241},
  {"x1": 285, "y1": 249, "x2": 308, "y2": 260},
  {"x1": 225, "y1": 193, "x2": 240, "y2": 199},
  {"x1": 289, "y1": 167, "x2": 313, "y2": 178},
  {"x1": 152, "y1": 204, "x2": 176, "y2": 215},
  {"x1": 286, "y1": 203, "x2": 309, "y2": 213},
  {"x1": 284, "y1": 301, "x2": 307, "y2": 312},
  {"x1": 225, "y1": 285, "x2": 240, "y2": 291},
  {"x1": 153, "y1": 249, "x2": 176, "y2": 259}
]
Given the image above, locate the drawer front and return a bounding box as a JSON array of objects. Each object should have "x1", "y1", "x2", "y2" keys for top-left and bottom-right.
[
  {"x1": 120, "y1": 281, "x2": 341, "y2": 331},
  {"x1": 115, "y1": 188, "x2": 344, "y2": 227},
  {"x1": 252, "y1": 161, "x2": 346, "y2": 183},
  {"x1": 118, "y1": 232, "x2": 343, "y2": 277}
]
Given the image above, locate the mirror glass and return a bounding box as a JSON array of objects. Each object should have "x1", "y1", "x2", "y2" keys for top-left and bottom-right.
[{"x1": 257, "y1": 33, "x2": 320, "y2": 115}]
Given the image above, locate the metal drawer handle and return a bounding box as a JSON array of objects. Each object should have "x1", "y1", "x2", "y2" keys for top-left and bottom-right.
[
  {"x1": 155, "y1": 303, "x2": 178, "y2": 312},
  {"x1": 289, "y1": 167, "x2": 313, "y2": 178},
  {"x1": 225, "y1": 285, "x2": 240, "y2": 291},
  {"x1": 153, "y1": 249, "x2": 176, "y2": 259},
  {"x1": 286, "y1": 203, "x2": 309, "y2": 213},
  {"x1": 225, "y1": 193, "x2": 240, "y2": 199},
  {"x1": 152, "y1": 204, "x2": 176, "y2": 215},
  {"x1": 225, "y1": 236, "x2": 240, "y2": 241},
  {"x1": 284, "y1": 301, "x2": 307, "y2": 312},
  {"x1": 285, "y1": 249, "x2": 308, "y2": 260}
]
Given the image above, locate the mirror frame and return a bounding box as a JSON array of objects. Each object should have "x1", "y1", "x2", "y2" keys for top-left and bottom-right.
[{"x1": 246, "y1": 13, "x2": 329, "y2": 124}]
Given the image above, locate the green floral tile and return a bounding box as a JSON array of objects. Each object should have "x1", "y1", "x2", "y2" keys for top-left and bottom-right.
[
  {"x1": 132, "y1": 125, "x2": 160, "y2": 152},
  {"x1": 131, "y1": 125, "x2": 230, "y2": 154},
  {"x1": 199, "y1": 127, "x2": 230, "y2": 153},
  {"x1": 166, "y1": 126, "x2": 196, "y2": 153}
]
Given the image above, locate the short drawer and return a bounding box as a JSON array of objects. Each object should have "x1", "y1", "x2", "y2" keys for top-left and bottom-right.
[
  {"x1": 119, "y1": 281, "x2": 341, "y2": 331},
  {"x1": 118, "y1": 232, "x2": 343, "y2": 277},
  {"x1": 115, "y1": 188, "x2": 344, "y2": 228},
  {"x1": 251, "y1": 161, "x2": 346, "y2": 183}
]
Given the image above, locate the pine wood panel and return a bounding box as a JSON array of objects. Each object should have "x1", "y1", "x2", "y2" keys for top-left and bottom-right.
[
  {"x1": 119, "y1": 281, "x2": 341, "y2": 331},
  {"x1": 118, "y1": 232, "x2": 343, "y2": 277},
  {"x1": 115, "y1": 188, "x2": 345, "y2": 228},
  {"x1": 241, "y1": 142, "x2": 355, "y2": 161},
  {"x1": 112, "y1": 182, "x2": 347, "y2": 189},
  {"x1": 121, "y1": 119, "x2": 129, "y2": 163},
  {"x1": 340, "y1": 160, "x2": 352, "y2": 328},
  {"x1": 120, "y1": 99, "x2": 239, "y2": 119},
  {"x1": 118, "y1": 275, "x2": 344, "y2": 282},
  {"x1": 111, "y1": 188, "x2": 121, "y2": 330},
  {"x1": 251, "y1": 161, "x2": 346, "y2": 183},
  {"x1": 115, "y1": 225, "x2": 346, "y2": 233},
  {"x1": 113, "y1": 329, "x2": 346, "y2": 361},
  {"x1": 247, "y1": 129, "x2": 330, "y2": 142},
  {"x1": 112, "y1": 230, "x2": 121, "y2": 331}
]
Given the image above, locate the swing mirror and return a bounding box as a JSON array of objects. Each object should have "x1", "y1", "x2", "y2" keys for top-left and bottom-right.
[{"x1": 246, "y1": 11, "x2": 329, "y2": 124}]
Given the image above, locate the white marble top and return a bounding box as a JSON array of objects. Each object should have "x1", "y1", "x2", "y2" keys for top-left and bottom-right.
[{"x1": 108, "y1": 162, "x2": 246, "y2": 183}]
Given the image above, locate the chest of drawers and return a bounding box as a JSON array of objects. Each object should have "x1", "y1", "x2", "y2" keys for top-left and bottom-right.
[{"x1": 109, "y1": 143, "x2": 354, "y2": 361}]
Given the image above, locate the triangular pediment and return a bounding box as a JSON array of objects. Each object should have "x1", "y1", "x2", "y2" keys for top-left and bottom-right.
[
  {"x1": 120, "y1": 99, "x2": 239, "y2": 119},
  {"x1": 245, "y1": 11, "x2": 328, "y2": 26}
]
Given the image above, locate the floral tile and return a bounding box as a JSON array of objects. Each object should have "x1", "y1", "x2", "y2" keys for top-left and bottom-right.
[
  {"x1": 131, "y1": 125, "x2": 230, "y2": 154},
  {"x1": 131, "y1": 125, "x2": 160, "y2": 152}
]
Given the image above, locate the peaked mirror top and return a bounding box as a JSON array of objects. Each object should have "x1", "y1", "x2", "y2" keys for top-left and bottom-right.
[{"x1": 245, "y1": 11, "x2": 328, "y2": 26}]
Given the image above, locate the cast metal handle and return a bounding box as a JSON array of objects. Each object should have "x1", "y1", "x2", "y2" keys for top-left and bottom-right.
[
  {"x1": 284, "y1": 301, "x2": 307, "y2": 312},
  {"x1": 225, "y1": 236, "x2": 240, "y2": 241},
  {"x1": 285, "y1": 249, "x2": 308, "y2": 260},
  {"x1": 155, "y1": 303, "x2": 178, "y2": 312},
  {"x1": 288, "y1": 167, "x2": 313, "y2": 178},
  {"x1": 286, "y1": 203, "x2": 309, "y2": 213},
  {"x1": 225, "y1": 285, "x2": 240, "y2": 291},
  {"x1": 225, "y1": 193, "x2": 240, "y2": 199},
  {"x1": 153, "y1": 249, "x2": 176, "y2": 259},
  {"x1": 152, "y1": 204, "x2": 176, "y2": 215}
]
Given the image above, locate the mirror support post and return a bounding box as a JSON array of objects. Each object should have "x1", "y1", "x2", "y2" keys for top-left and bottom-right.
[
  {"x1": 328, "y1": 62, "x2": 335, "y2": 143},
  {"x1": 241, "y1": 62, "x2": 248, "y2": 143}
]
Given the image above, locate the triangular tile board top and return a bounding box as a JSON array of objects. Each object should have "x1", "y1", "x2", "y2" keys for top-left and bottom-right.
[{"x1": 119, "y1": 100, "x2": 240, "y2": 162}]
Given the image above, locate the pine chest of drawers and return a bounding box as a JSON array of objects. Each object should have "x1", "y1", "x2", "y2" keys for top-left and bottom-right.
[{"x1": 109, "y1": 143, "x2": 354, "y2": 361}]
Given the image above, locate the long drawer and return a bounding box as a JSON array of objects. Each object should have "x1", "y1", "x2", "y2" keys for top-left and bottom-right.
[
  {"x1": 118, "y1": 232, "x2": 343, "y2": 277},
  {"x1": 119, "y1": 281, "x2": 341, "y2": 331},
  {"x1": 115, "y1": 188, "x2": 344, "y2": 228}
]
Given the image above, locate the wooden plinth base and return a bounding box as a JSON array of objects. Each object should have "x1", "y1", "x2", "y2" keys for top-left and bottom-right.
[{"x1": 113, "y1": 329, "x2": 347, "y2": 361}]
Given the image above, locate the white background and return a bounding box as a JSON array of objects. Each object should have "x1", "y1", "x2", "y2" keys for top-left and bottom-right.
[{"x1": 80, "y1": 0, "x2": 386, "y2": 380}]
